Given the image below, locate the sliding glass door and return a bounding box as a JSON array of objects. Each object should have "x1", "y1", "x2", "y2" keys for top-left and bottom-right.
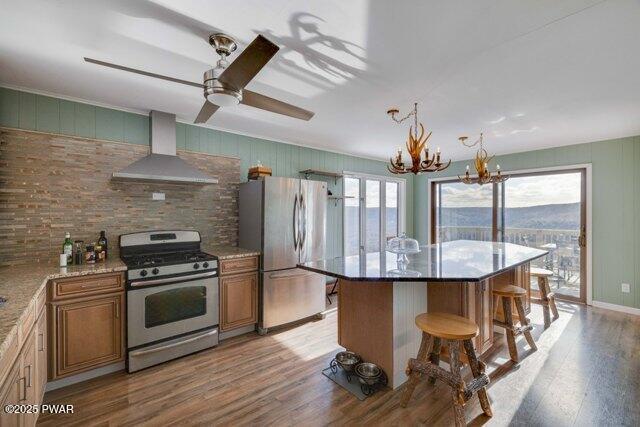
[
  {"x1": 431, "y1": 169, "x2": 586, "y2": 302},
  {"x1": 344, "y1": 174, "x2": 405, "y2": 256}
]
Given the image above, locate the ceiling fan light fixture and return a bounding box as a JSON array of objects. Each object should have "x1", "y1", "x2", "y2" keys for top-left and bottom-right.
[
  {"x1": 206, "y1": 89, "x2": 241, "y2": 107},
  {"x1": 203, "y1": 67, "x2": 241, "y2": 107}
]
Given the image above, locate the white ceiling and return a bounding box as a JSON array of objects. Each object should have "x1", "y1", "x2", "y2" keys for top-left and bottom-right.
[{"x1": 1, "y1": 0, "x2": 639, "y2": 161}]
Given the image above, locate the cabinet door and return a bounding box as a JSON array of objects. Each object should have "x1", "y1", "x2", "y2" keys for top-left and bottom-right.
[
  {"x1": 220, "y1": 272, "x2": 257, "y2": 331},
  {"x1": 35, "y1": 310, "x2": 47, "y2": 403},
  {"x1": 0, "y1": 360, "x2": 21, "y2": 427},
  {"x1": 21, "y1": 328, "x2": 37, "y2": 427},
  {"x1": 53, "y1": 294, "x2": 124, "y2": 379}
]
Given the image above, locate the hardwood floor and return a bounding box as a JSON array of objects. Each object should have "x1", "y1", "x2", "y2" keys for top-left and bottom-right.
[{"x1": 38, "y1": 301, "x2": 640, "y2": 426}]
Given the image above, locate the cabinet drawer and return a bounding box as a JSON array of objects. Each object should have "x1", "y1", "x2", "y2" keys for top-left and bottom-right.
[
  {"x1": 220, "y1": 256, "x2": 258, "y2": 275},
  {"x1": 51, "y1": 273, "x2": 124, "y2": 301}
]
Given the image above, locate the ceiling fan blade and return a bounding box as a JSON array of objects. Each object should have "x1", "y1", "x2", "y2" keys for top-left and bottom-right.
[
  {"x1": 194, "y1": 100, "x2": 219, "y2": 123},
  {"x1": 84, "y1": 57, "x2": 204, "y2": 89},
  {"x1": 242, "y1": 90, "x2": 314, "y2": 121},
  {"x1": 218, "y1": 35, "x2": 279, "y2": 91}
]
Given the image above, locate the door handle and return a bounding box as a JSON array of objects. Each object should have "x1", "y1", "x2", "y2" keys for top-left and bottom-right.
[
  {"x1": 300, "y1": 193, "x2": 307, "y2": 249},
  {"x1": 578, "y1": 225, "x2": 586, "y2": 248},
  {"x1": 25, "y1": 364, "x2": 32, "y2": 388},
  {"x1": 18, "y1": 377, "x2": 26, "y2": 401},
  {"x1": 38, "y1": 332, "x2": 44, "y2": 351},
  {"x1": 129, "y1": 271, "x2": 217, "y2": 287},
  {"x1": 130, "y1": 329, "x2": 218, "y2": 357},
  {"x1": 293, "y1": 194, "x2": 299, "y2": 250}
]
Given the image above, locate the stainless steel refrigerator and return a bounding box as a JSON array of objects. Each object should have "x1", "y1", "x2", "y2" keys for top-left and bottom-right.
[{"x1": 239, "y1": 177, "x2": 327, "y2": 334}]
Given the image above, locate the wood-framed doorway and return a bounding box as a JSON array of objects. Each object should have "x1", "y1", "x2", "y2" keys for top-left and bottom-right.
[{"x1": 428, "y1": 166, "x2": 590, "y2": 304}]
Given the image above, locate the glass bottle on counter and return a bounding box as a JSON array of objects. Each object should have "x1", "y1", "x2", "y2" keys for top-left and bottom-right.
[
  {"x1": 62, "y1": 232, "x2": 73, "y2": 264},
  {"x1": 74, "y1": 240, "x2": 84, "y2": 265},
  {"x1": 95, "y1": 243, "x2": 104, "y2": 262},
  {"x1": 85, "y1": 244, "x2": 96, "y2": 264},
  {"x1": 97, "y1": 231, "x2": 108, "y2": 260}
]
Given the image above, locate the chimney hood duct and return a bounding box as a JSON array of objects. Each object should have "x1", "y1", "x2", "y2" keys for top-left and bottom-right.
[{"x1": 112, "y1": 111, "x2": 218, "y2": 184}]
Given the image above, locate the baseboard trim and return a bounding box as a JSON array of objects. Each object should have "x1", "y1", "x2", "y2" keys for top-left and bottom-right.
[
  {"x1": 45, "y1": 362, "x2": 125, "y2": 392},
  {"x1": 591, "y1": 300, "x2": 640, "y2": 316},
  {"x1": 219, "y1": 324, "x2": 256, "y2": 340}
]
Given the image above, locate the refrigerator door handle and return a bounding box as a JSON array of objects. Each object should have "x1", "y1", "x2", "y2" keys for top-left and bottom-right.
[
  {"x1": 293, "y1": 193, "x2": 299, "y2": 251},
  {"x1": 300, "y1": 192, "x2": 307, "y2": 250}
]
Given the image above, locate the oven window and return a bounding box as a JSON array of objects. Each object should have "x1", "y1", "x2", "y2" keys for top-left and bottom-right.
[{"x1": 145, "y1": 286, "x2": 207, "y2": 328}]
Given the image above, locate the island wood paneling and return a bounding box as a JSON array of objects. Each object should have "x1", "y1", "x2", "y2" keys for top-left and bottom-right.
[
  {"x1": 391, "y1": 281, "x2": 427, "y2": 387},
  {"x1": 415, "y1": 135, "x2": 640, "y2": 310},
  {"x1": 337, "y1": 279, "x2": 394, "y2": 384},
  {"x1": 0, "y1": 87, "x2": 414, "y2": 260}
]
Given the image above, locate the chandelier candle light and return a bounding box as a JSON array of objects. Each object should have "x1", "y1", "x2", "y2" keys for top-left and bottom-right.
[
  {"x1": 387, "y1": 102, "x2": 450, "y2": 175},
  {"x1": 458, "y1": 132, "x2": 509, "y2": 185}
]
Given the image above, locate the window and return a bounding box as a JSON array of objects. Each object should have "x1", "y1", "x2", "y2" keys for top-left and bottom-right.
[
  {"x1": 385, "y1": 181, "x2": 399, "y2": 239},
  {"x1": 344, "y1": 177, "x2": 361, "y2": 256},
  {"x1": 365, "y1": 179, "x2": 381, "y2": 252},
  {"x1": 343, "y1": 173, "x2": 405, "y2": 255}
]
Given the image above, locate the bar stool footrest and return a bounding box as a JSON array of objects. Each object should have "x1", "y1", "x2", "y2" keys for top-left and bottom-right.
[
  {"x1": 492, "y1": 320, "x2": 533, "y2": 335},
  {"x1": 408, "y1": 358, "x2": 464, "y2": 390},
  {"x1": 463, "y1": 374, "x2": 490, "y2": 402}
]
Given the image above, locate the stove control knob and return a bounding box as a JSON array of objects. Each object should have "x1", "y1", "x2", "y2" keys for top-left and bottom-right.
[
  {"x1": 140, "y1": 269, "x2": 148, "y2": 277},
  {"x1": 152, "y1": 268, "x2": 159, "y2": 275},
  {"x1": 193, "y1": 263, "x2": 200, "y2": 270},
  {"x1": 203, "y1": 262, "x2": 209, "y2": 269}
]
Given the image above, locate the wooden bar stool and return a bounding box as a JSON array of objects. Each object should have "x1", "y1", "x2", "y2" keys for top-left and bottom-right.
[
  {"x1": 530, "y1": 267, "x2": 559, "y2": 328},
  {"x1": 401, "y1": 312, "x2": 492, "y2": 426},
  {"x1": 493, "y1": 285, "x2": 537, "y2": 363}
]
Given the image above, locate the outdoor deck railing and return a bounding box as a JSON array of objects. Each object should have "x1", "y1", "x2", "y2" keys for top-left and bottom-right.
[{"x1": 437, "y1": 226, "x2": 581, "y2": 297}]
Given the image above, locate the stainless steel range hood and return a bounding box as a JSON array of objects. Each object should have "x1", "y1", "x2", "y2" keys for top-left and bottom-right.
[{"x1": 112, "y1": 111, "x2": 218, "y2": 184}]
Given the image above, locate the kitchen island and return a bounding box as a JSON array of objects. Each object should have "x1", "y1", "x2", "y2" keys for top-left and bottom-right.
[{"x1": 298, "y1": 240, "x2": 547, "y2": 388}]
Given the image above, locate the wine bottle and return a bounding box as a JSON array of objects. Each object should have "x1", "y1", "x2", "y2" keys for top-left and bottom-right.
[
  {"x1": 98, "y1": 230, "x2": 108, "y2": 260},
  {"x1": 62, "y1": 232, "x2": 73, "y2": 264}
]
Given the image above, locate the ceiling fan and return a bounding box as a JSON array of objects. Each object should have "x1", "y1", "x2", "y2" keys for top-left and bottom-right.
[{"x1": 84, "y1": 33, "x2": 314, "y2": 123}]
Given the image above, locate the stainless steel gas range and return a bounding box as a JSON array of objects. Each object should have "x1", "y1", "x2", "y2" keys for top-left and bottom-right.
[{"x1": 119, "y1": 230, "x2": 219, "y2": 372}]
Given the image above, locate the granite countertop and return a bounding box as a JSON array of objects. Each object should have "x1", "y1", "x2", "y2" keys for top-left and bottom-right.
[
  {"x1": 203, "y1": 245, "x2": 260, "y2": 260},
  {"x1": 298, "y1": 240, "x2": 547, "y2": 282},
  {"x1": 0, "y1": 259, "x2": 127, "y2": 360}
]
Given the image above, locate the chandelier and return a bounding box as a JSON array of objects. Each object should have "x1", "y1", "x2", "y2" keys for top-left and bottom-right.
[
  {"x1": 458, "y1": 132, "x2": 509, "y2": 185},
  {"x1": 386, "y1": 102, "x2": 450, "y2": 175}
]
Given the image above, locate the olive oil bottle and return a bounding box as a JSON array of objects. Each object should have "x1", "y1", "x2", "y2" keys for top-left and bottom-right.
[{"x1": 62, "y1": 232, "x2": 73, "y2": 264}]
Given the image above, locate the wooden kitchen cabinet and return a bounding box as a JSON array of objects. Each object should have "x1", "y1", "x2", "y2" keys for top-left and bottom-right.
[
  {"x1": 21, "y1": 328, "x2": 37, "y2": 427},
  {"x1": 427, "y1": 280, "x2": 494, "y2": 354},
  {"x1": 0, "y1": 360, "x2": 21, "y2": 427},
  {"x1": 35, "y1": 309, "x2": 47, "y2": 403},
  {"x1": 218, "y1": 255, "x2": 259, "y2": 333},
  {"x1": 220, "y1": 272, "x2": 258, "y2": 331},
  {"x1": 50, "y1": 293, "x2": 124, "y2": 379},
  {"x1": 48, "y1": 272, "x2": 125, "y2": 380}
]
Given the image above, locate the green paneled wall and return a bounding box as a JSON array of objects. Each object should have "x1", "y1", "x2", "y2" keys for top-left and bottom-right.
[
  {"x1": 413, "y1": 136, "x2": 640, "y2": 309},
  {"x1": 0, "y1": 87, "x2": 414, "y2": 260}
]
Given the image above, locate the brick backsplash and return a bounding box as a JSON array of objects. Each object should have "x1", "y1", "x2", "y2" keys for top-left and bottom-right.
[{"x1": 0, "y1": 128, "x2": 240, "y2": 266}]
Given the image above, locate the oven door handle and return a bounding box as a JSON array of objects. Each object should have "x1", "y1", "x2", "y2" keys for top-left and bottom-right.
[
  {"x1": 130, "y1": 271, "x2": 217, "y2": 287},
  {"x1": 130, "y1": 329, "x2": 218, "y2": 357}
]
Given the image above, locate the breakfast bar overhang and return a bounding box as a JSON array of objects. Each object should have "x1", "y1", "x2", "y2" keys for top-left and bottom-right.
[{"x1": 299, "y1": 240, "x2": 547, "y2": 389}]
